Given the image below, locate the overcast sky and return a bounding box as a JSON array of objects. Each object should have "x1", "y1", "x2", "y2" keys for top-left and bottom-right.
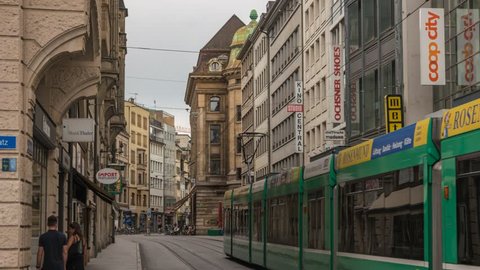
[{"x1": 124, "y1": 0, "x2": 270, "y2": 131}]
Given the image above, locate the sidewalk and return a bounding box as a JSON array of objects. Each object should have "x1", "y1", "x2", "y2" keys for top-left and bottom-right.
[{"x1": 86, "y1": 236, "x2": 141, "y2": 270}]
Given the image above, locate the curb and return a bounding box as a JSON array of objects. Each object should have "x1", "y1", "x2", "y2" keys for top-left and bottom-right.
[{"x1": 136, "y1": 243, "x2": 142, "y2": 270}]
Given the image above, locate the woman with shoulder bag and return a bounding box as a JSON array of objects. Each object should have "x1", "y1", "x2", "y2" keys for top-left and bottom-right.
[{"x1": 66, "y1": 222, "x2": 86, "y2": 270}]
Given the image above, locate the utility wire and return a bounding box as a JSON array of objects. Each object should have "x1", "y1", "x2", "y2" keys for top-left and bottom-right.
[
  {"x1": 127, "y1": 76, "x2": 187, "y2": 83},
  {"x1": 128, "y1": 46, "x2": 199, "y2": 54}
]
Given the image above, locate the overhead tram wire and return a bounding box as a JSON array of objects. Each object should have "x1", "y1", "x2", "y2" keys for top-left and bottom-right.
[
  {"x1": 127, "y1": 46, "x2": 199, "y2": 54},
  {"x1": 187, "y1": 0, "x2": 434, "y2": 167},
  {"x1": 127, "y1": 76, "x2": 187, "y2": 83}
]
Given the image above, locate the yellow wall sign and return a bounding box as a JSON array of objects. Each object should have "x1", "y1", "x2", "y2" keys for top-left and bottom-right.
[
  {"x1": 441, "y1": 98, "x2": 480, "y2": 139},
  {"x1": 385, "y1": 95, "x2": 404, "y2": 133},
  {"x1": 413, "y1": 118, "x2": 430, "y2": 147},
  {"x1": 336, "y1": 140, "x2": 373, "y2": 170}
]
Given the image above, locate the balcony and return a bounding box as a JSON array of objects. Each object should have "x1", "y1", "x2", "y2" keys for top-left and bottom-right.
[{"x1": 150, "y1": 134, "x2": 164, "y2": 144}]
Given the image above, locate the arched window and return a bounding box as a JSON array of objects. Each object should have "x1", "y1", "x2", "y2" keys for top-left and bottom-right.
[{"x1": 210, "y1": 96, "x2": 220, "y2": 112}]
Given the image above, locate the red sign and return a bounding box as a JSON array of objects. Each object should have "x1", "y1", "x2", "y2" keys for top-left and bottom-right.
[{"x1": 287, "y1": 104, "x2": 304, "y2": 112}]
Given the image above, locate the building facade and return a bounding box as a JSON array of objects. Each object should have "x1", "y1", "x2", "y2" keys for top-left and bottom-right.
[
  {"x1": 124, "y1": 100, "x2": 150, "y2": 231},
  {"x1": 185, "y1": 15, "x2": 245, "y2": 234},
  {"x1": 265, "y1": 0, "x2": 304, "y2": 172},
  {"x1": 150, "y1": 110, "x2": 176, "y2": 227},
  {"x1": 0, "y1": 0, "x2": 127, "y2": 268},
  {"x1": 174, "y1": 133, "x2": 192, "y2": 226},
  {"x1": 303, "y1": 0, "x2": 346, "y2": 163},
  {"x1": 114, "y1": 130, "x2": 130, "y2": 230},
  {"x1": 239, "y1": 5, "x2": 276, "y2": 182},
  {"x1": 149, "y1": 117, "x2": 165, "y2": 232}
]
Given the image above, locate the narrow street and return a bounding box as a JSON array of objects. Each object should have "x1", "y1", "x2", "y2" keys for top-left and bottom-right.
[{"x1": 87, "y1": 235, "x2": 254, "y2": 270}]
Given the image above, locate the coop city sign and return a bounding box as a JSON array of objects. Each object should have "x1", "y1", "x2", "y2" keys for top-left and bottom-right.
[
  {"x1": 419, "y1": 8, "x2": 446, "y2": 85},
  {"x1": 457, "y1": 9, "x2": 480, "y2": 86}
]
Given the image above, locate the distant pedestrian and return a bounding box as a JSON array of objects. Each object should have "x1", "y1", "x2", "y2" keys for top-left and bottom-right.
[
  {"x1": 36, "y1": 215, "x2": 67, "y2": 270},
  {"x1": 66, "y1": 222, "x2": 86, "y2": 270}
]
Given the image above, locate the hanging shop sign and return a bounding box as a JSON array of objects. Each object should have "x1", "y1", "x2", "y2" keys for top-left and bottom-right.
[
  {"x1": 419, "y1": 8, "x2": 446, "y2": 85},
  {"x1": 62, "y1": 118, "x2": 95, "y2": 142},
  {"x1": 330, "y1": 45, "x2": 344, "y2": 123},
  {"x1": 385, "y1": 95, "x2": 404, "y2": 133},
  {"x1": 294, "y1": 81, "x2": 304, "y2": 153},
  {"x1": 96, "y1": 168, "x2": 120, "y2": 185},
  {"x1": 457, "y1": 9, "x2": 480, "y2": 86},
  {"x1": 324, "y1": 130, "x2": 346, "y2": 141},
  {"x1": 34, "y1": 104, "x2": 56, "y2": 149}
]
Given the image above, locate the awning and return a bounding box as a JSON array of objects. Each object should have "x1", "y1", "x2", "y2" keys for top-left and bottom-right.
[
  {"x1": 73, "y1": 170, "x2": 114, "y2": 204},
  {"x1": 173, "y1": 185, "x2": 197, "y2": 212}
]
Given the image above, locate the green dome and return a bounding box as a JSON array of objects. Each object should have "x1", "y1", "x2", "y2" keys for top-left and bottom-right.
[{"x1": 227, "y1": 10, "x2": 258, "y2": 68}]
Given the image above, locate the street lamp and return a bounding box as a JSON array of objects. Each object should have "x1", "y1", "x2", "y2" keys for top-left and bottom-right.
[{"x1": 238, "y1": 132, "x2": 267, "y2": 186}]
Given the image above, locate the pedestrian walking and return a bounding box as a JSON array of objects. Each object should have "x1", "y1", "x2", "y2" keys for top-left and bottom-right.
[
  {"x1": 66, "y1": 222, "x2": 86, "y2": 270},
  {"x1": 36, "y1": 215, "x2": 68, "y2": 270}
]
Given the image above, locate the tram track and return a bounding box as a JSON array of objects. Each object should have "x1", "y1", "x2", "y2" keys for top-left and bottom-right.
[
  {"x1": 161, "y1": 238, "x2": 226, "y2": 270},
  {"x1": 142, "y1": 239, "x2": 199, "y2": 270},
  {"x1": 143, "y1": 237, "x2": 226, "y2": 270},
  {"x1": 174, "y1": 237, "x2": 224, "y2": 255}
]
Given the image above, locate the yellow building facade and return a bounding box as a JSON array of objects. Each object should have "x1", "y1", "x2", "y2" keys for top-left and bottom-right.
[{"x1": 125, "y1": 100, "x2": 150, "y2": 230}]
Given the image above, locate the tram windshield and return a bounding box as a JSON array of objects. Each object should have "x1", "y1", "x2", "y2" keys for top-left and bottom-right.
[
  {"x1": 456, "y1": 153, "x2": 480, "y2": 266},
  {"x1": 338, "y1": 166, "x2": 424, "y2": 260}
]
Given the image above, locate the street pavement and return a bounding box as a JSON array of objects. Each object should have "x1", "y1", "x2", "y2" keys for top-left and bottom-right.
[
  {"x1": 86, "y1": 234, "x2": 254, "y2": 270},
  {"x1": 86, "y1": 236, "x2": 141, "y2": 270}
]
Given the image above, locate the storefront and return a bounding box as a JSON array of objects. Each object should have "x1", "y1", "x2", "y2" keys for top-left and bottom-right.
[{"x1": 31, "y1": 103, "x2": 57, "y2": 265}]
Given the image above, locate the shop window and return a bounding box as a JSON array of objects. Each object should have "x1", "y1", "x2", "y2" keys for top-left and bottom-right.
[
  {"x1": 379, "y1": 0, "x2": 394, "y2": 33},
  {"x1": 362, "y1": 69, "x2": 378, "y2": 132},
  {"x1": 32, "y1": 141, "x2": 48, "y2": 237},
  {"x1": 210, "y1": 125, "x2": 221, "y2": 144},
  {"x1": 210, "y1": 154, "x2": 221, "y2": 175},
  {"x1": 210, "y1": 96, "x2": 220, "y2": 112},
  {"x1": 348, "y1": 1, "x2": 360, "y2": 53},
  {"x1": 362, "y1": 0, "x2": 376, "y2": 43}
]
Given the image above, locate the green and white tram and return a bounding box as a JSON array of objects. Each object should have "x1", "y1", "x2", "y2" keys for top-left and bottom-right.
[
  {"x1": 440, "y1": 98, "x2": 480, "y2": 270},
  {"x1": 302, "y1": 154, "x2": 335, "y2": 270},
  {"x1": 334, "y1": 118, "x2": 439, "y2": 270}
]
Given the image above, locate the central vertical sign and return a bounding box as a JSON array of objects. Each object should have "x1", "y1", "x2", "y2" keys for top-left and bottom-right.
[
  {"x1": 294, "y1": 81, "x2": 304, "y2": 153},
  {"x1": 330, "y1": 45, "x2": 344, "y2": 123},
  {"x1": 419, "y1": 8, "x2": 446, "y2": 85}
]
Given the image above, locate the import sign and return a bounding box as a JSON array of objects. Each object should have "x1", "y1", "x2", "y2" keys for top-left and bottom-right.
[
  {"x1": 96, "y1": 168, "x2": 120, "y2": 185},
  {"x1": 419, "y1": 8, "x2": 446, "y2": 85}
]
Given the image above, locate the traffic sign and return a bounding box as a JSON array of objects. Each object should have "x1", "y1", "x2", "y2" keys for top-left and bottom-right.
[{"x1": 0, "y1": 136, "x2": 16, "y2": 150}]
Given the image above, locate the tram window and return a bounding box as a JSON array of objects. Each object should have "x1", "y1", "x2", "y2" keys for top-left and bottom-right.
[
  {"x1": 224, "y1": 208, "x2": 231, "y2": 236},
  {"x1": 307, "y1": 189, "x2": 325, "y2": 249},
  {"x1": 253, "y1": 201, "x2": 262, "y2": 242},
  {"x1": 338, "y1": 166, "x2": 424, "y2": 260},
  {"x1": 456, "y1": 153, "x2": 480, "y2": 266},
  {"x1": 268, "y1": 194, "x2": 298, "y2": 246}
]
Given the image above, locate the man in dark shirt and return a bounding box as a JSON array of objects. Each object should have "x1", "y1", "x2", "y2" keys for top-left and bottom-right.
[{"x1": 36, "y1": 215, "x2": 68, "y2": 270}]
